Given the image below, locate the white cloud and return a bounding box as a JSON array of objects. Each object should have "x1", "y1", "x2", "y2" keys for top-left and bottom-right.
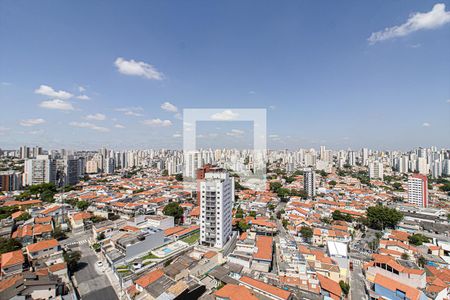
[
  {"x1": 69, "y1": 121, "x2": 109, "y2": 132},
  {"x1": 173, "y1": 133, "x2": 182, "y2": 138},
  {"x1": 210, "y1": 110, "x2": 239, "y2": 121},
  {"x1": 115, "y1": 107, "x2": 144, "y2": 117},
  {"x1": 114, "y1": 124, "x2": 125, "y2": 129},
  {"x1": 446, "y1": 99, "x2": 450, "y2": 103},
  {"x1": 369, "y1": 3, "x2": 450, "y2": 44},
  {"x1": 35, "y1": 85, "x2": 73, "y2": 99},
  {"x1": 269, "y1": 105, "x2": 276, "y2": 110},
  {"x1": 142, "y1": 118, "x2": 172, "y2": 127},
  {"x1": 77, "y1": 95, "x2": 90, "y2": 100},
  {"x1": 422, "y1": 122, "x2": 431, "y2": 127},
  {"x1": 1, "y1": 82, "x2": 12, "y2": 86},
  {"x1": 174, "y1": 113, "x2": 182, "y2": 120},
  {"x1": 249, "y1": 90, "x2": 256, "y2": 95},
  {"x1": 409, "y1": 43, "x2": 422, "y2": 48},
  {"x1": 0, "y1": 126, "x2": 10, "y2": 135},
  {"x1": 85, "y1": 113, "x2": 106, "y2": 121},
  {"x1": 28, "y1": 129, "x2": 44, "y2": 135},
  {"x1": 161, "y1": 101, "x2": 178, "y2": 112},
  {"x1": 226, "y1": 129, "x2": 244, "y2": 137},
  {"x1": 78, "y1": 86, "x2": 86, "y2": 92},
  {"x1": 19, "y1": 118, "x2": 46, "y2": 127},
  {"x1": 114, "y1": 57, "x2": 164, "y2": 80},
  {"x1": 39, "y1": 99, "x2": 74, "y2": 111},
  {"x1": 269, "y1": 134, "x2": 279, "y2": 138}
]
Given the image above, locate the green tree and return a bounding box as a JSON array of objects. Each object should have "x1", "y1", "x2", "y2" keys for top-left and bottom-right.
[
  {"x1": 16, "y1": 212, "x2": 31, "y2": 221},
  {"x1": 418, "y1": 256, "x2": 426, "y2": 267},
  {"x1": 366, "y1": 204, "x2": 403, "y2": 230},
  {"x1": 97, "y1": 232, "x2": 106, "y2": 240},
  {"x1": 235, "y1": 207, "x2": 244, "y2": 219},
  {"x1": 248, "y1": 211, "x2": 257, "y2": 218},
  {"x1": 408, "y1": 234, "x2": 430, "y2": 246},
  {"x1": 329, "y1": 180, "x2": 337, "y2": 187},
  {"x1": 64, "y1": 250, "x2": 81, "y2": 273},
  {"x1": 282, "y1": 219, "x2": 288, "y2": 229},
  {"x1": 90, "y1": 215, "x2": 107, "y2": 223},
  {"x1": 163, "y1": 202, "x2": 184, "y2": 223},
  {"x1": 238, "y1": 220, "x2": 250, "y2": 232},
  {"x1": 332, "y1": 210, "x2": 353, "y2": 222},
  {"x1": 392, "y1": 182, "x2": 404, "y2": 191},
  {"x1": 0, "y1": 238, "x2": 22, "y2": 254},
  {"x1": 401, "y1": 253, "x2": 409, "y2": 260},
  {"x1": 76, "y1": 200, "x2": 90, "y2": 211},
  {"x1": 320, "y1": 170, "x2": 328, "y2": 177},
  {"x1": 300, "y1": 226, "x2": 313, "y2": 241},
  {"x1": 339, "y1": 281, "x2": 350, "y2": 296},
  {"x1": 0, "y1": 206, "x2": 20, "y2": 220},
  {"x1": 270, "y1": 182, "x2": 282, "y2": 193},
  {"x1": 175, "y1": 173, "x2": 183, "y2": 182},
  {"x1": 40, "y1": 190, "x2": 55, "y2": 203},
  {"x1": 52, "y1": 226, "x2": 67, "y2": 240},
  {"x1": 162, "y1": 169, "x2": 169, "y2": 176},
  {"x1": 276, "y1": 211, "x2": 282, "y2": 219}
]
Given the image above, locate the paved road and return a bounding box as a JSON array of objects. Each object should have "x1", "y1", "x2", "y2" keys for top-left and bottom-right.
[
  {"x1": 68, "y1": 235, "x2": 119, "y2": 300},
  {"x1": 350, "y1": 259, "x2": 367, "y2": 300}
]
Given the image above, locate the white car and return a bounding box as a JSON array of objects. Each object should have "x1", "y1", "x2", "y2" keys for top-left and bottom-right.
[{"x1": 96, "y1": 261, "x2": 103, "y2": 267}]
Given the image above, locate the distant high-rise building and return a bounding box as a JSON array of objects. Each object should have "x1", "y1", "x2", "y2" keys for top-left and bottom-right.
[
  {"x1": 103, "y1": 157, "x2": 115, "y2": 174},
  {"x1": 86, "y1": 160, "x2": 99, "y2": 174},
  {"x1": 23, "y1": 155, "x2": 56, "y2": 186},
  {"x1": 416, "y1": 157, "x2": 428, "y2": 175},
  {"x1": 408, "y1": 174, "x2": 428, "y2": 208},
  {"x1": 430, "y1": 160, "x2": 442, "y2": 179},
  {"x1": 0, "y1": 171, "x2": 22, "y2": 191},
  {"x1": 361, "y1": 148, "x2": 369, "y2": 166},
  {"x1": 368, "y1": 161, "x2": 384, "y2": 180},
  {"x1": 347, "y1": 151, "x2": 356, "y2": 166},
  {"x1": 20, "y1": 145, "x2": 29, "y2": 159},
  {"x1": 199, "y1": 170, "x2": 234, "y2": 249},
  {"x1": 303, "y1": 167, "x2": 316, "y2": 197},
  {"x1": 443, "y1": 159, "x2": 450, "y2": 176},
  {"x1": 62, "y1": 156, "x2": 80, "y2": 186}
]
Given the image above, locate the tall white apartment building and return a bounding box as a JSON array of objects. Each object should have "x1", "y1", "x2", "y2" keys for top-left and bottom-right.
[
  {"x1": 103, "y1": 157, "x2": 115, "y2": 174},
  {"x1": 400, "y1": 155, "x2": 409, "y2": 173},
  {"x1": 23, "y1": 155, "x2": 56, "y2": 186},
  {"x1": 368, "y1": 161, "x2": 384, "y2": 180},
  {"x1": 408, "y1": 174, "x2": 428, "y2": 208},
  {"x1": 347, "y1": 151, "x2": 357, "y2": 166},
  {"x1": 416, "y1": 157, "x2": 428, "y2": 175},
  {"x1": 85, "y1": 160, "x2": 98, "y2": 174},
  {"x1": 431, "y1": 160, "x2": 442, "y2": 179},
  {"x1": 361, "y1": 148, "x2": 369, "y2": 166},
  {"x1": 303, "y1": 167, "x2": 316, "y2": 198},
  {"x1": 199, "y1": 170, "x2": 234, "y2": 249}
]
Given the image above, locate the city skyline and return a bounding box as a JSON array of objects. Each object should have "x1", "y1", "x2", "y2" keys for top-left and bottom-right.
[{"x1": 1, "y1": 1, "x2": 450, "y2": 150}]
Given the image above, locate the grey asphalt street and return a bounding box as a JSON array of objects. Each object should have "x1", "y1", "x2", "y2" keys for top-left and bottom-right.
[
  {"x1": 350, "y1": 263, "x2": 367, "y2": 300},
  {"x1": 69, "y1": 236, "x2": 119, "y2": 300}
]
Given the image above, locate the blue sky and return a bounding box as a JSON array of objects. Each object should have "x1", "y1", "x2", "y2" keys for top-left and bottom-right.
[{"x1": 0, "y1": 0, "x2": 449, "y2": 150}]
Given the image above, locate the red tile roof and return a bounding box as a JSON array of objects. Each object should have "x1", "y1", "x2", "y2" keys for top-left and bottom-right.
[
  {"x1": 317, "y1": 274, "x2": 342, "y2": 299},
  {"x1": 135, "y1": 268, "x2": 164, "y2": 288},
  {"x1": 26, "y1": 239, "x2": 59, "y2": 253},
  {"x1": 254, "y1": 236, "x2": 273, "y2": 261},
  {"x1": 240, "y1": 276, "x2": 291, "y2": 300},
  {"x1": 1, "y1": 250, "x2": 24, "y2": 268},
  {"x1": 214, "y1": 284, "x2": 258, "y2": 300},
  {"x1": 374, "y1": 273, "x2": 420, "y2": 300}
]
